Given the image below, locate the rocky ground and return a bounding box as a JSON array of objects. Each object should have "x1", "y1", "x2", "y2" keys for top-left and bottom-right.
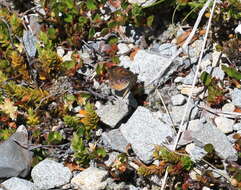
[{"x1": 0, "y1": 0, "x2": 241, "y2": 190}]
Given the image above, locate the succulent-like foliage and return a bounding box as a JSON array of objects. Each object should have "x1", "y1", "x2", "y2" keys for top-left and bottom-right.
[
  {"x1": 80, "y1": 103, "x2": 99, "y2": 131},
  {"x1": 3, "y1": 81, "x2": 49, "y2": 104}
]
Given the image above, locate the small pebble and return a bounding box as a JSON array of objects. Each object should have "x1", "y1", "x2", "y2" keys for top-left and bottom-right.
[
  {"x1": 212, "y1": 67, "x2": 225, "y2": 80},
  {"x1": 57, "y1": 46, "x2": 65, "y2": 57},
  {"x1": 171, "y1": 94, "x2": 186, "y2": 106},
  {"x1": 233, "y1": 123, "x2": 241, "y2": 131},
  {"x1": 117, "y1": 43, "x2": 130, "y2": 54},
  {"x1": 214, "y1": 117, "x2": 234, "y2": 134},
  {"x1": 231, "y1": 88, "x2": 241, "y2": 107},
  {"x1": 222, "y1": 103, "x2": 235, "y2": 112}
]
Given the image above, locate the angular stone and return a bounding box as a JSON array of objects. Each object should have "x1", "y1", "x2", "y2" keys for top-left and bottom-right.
[
  {"x1": 231, "y1": 88, "x2": 241, "y2": 107},
  {"x1": 171, "y1": 94, "x2": 186, "y2": 106},
  {"x1": 120, "y1": 49, "x2": 185, "y2": 88},
  {"x1": 71, "y1": 167, "x2": 108, "y2": 190},
  {"x1": 191, "y1": 123, "x2": 237, "y2": 161},
  {"x1": 171, "y1": 101, "x2": 199, "y2": 124},
  {"x1": 31, "y1": 159, "x2": 72, "y2": 190},
  {"x1": 120, "y1": 106, "x2": 174, "y2": 163},
  {"x1": 185, "y1": 143, "x2": 207, "y2": 161},
  {"x1": 233, "y1": 122, "x2": 241, "y2": 131},
  {"x1": 212, "y1": 67, "x2": 225, "y2": 80},
  {"x1": 214, "y1": 117, "x2": 234, "y2": 134},
  {"x1": 0, "y1": 125, "x2": 33, "y2": 178},
  {"x1": 101, "y1": 129, "x2": 129, "y2": 152},
  {"x1": 96, "y1": 101, "x2": 129, "y2": 128},
  {"x1": 222, "y1": 103, "x2": 235, "y2": 112},
  {"x1": 0, "y1": 177, "x2": 34, "y2": 190}
]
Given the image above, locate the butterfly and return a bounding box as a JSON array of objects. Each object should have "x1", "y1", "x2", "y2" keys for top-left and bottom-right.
[{"x1": 107, "y1": 66, "x2": 137, "y2": 96}]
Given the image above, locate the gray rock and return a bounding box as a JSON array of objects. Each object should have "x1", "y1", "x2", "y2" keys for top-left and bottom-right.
[
  {"x1": 23, "y1": 30, "x2": 37, "y2": 58},
  {"x1": 96, "y1": 100, "x2": 130, "y2": 128},
  {"x1": 212, "y1": 51, "x2": 222, "y2": 67},
  {"x1": 0, "y1": 125, "x2": 33, "y2": 178},
  {"x1": 102, "y1": 129, "x2": 129, "y2": 152},
  {"x1": 231, "y1": 88, "x2": 241, "y2": 107},
  {"x1": 191, "y1": 123, "x2": 237, "y2": 161},
  {"x1": 105, "y1": 178, "x2": 128, "y2": 190},
  {"x1": 156, "y1": 43, "x2": 177, "y2": 57},
  {"x1": 71, "y1": 167, "x2": 108, "y2": 190},
  {"x1": 227, "y1": 133, "x2": 237, "y2": 144},
  {"x1": 203, "y1": 187, "x2": 211, "y2": 190},
  {"x1": 181, "y1": 70, "x2": 197, "y2": 85},
  {"x1": 212, "y1": 67, "x2": 225, "y2": 80},
  {"x1": 104, "y1": 152, "x2": 119, "y2": 167},
  {"x1": 214, "y1": 117, "x2": 234, "y2": 134},
  {"x1": 166, "y1": 99, "x2": 198, "y2": 124},
  {"x1": 117, "y1": 43, "x2": 130, "y2": 54},
  {"x1": 185, "y1": 143, "x2": 207, "y2": 161},
  {"x1": 188, "y1": 40, "x2": 203, "y2": 63},
  {"x1": 235, "y1": 24, "x2": 241, "y2": 34},
  {"x1": 0, "y1": 177, "x2": 34, "y2": 190},
  {"x1": 31, "y1": 159, "x2": 72, "y2": 190},
  {"x1": 233, "y1": 122, "x2": 241, "y2": 131},
  {"x1": 171, "y1": 94, "x2": 186, "y2": 106},
  {"x1": 120, "y1": 106, "x2": 175, "y2": 163},
  {"x1": 120, "y1": 49, "x2": 185, "y2": 89},
  {"x1": 178, "y1": 119, "x2": 205, "y2": 146},
  {"x1": 129, "y1": 185, "x2": 140, "y2": 190}
]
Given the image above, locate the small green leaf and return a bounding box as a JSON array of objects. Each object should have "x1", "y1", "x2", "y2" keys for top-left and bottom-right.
[
  {"x1": 204, "y1": 144, "x2": 215, "y2": 153},
  {"x1": 96, "y1": 63, "x2": 104, "y2": 75},
  {"x1": 61, "y1": 60, "x2": 76, "y2": 70},
  {"x1": 147, "y1": 15, "x2": 154, "y2": 27},
  {"x1": 47, "y1": 131, "x2": 63, "y2": 144},
  {"x1": 64, "y1": 14, "x2": 73, "y2": 23},
  {"x1": 65, "y1": 0, "x2": 74, "y2": 8},
  {"x1": 132, "y1": 4, "x2": 143, "y2": 16},
  {"x1": 111, "y1": 56, "x2": 120, "y2": 64},
  {"x1": 93, "y1": 13, "x2": 101, "y2": 23},
  {"x1": 200, "y1": 71, "x2": 212, "y2": 86},
  {"x1": 0, "y1": 129, "x2": 15, "y2": 140},
  {"x1": 100, "y1": 28, "x2": 109, "y2": 35},
  {"x1": 96, "y1": 147, "x2": 107, "y2": 158},
  {"x1": 107, "y1": 21, "x2": 118, "y2": 28},
  {"x1": 222, "y1": 65, "x2": 241, "y2": 80},
  {"x1": 71, "y1": 133, "x2": 85, "y2": 152},
  {"x1": 79, "y1": 16, "x2": 88, "y2": 25},
  {"x1": 180, "y1": 156, "x2": 193, "y2": 171},
  {"x1": 86, "y1": 0, "x2": 97, "y2": 10},
  {"x1": 76, "y1": 127, "x2": 85, "y2": 137},
  {"x1": 88, "y1": 27, "x2": 95, "y2": 39},
  {"x1": 47, "y1": 28, "x2": 57, "y2": 40},
  {"x1": 107, "y1": 36, "x2": 118, "y2": 45}
]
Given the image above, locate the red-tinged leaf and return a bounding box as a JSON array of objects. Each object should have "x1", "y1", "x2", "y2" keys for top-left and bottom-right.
[
  {"x1": 64, "y1": 162, "x2": 85, "y2": 172},
  {"x1": 234, "y1": 107, "x2": 241, "y2": 113},
  {"x1": 130, "y1": 48, "x2": 140, "y2": 60},
  {"x1": 8, "y1": 122, "x2": 17, "y2": 128}
]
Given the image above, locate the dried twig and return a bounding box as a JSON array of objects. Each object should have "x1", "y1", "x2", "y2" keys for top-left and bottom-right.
[
  {"x1": 161, "y1": 167, "x2": 169, "y2": 190},
  {"x1": 198, "y1": 105, "x2": 241, "y2": 119},
  {"x1": 201, "y1": 159, "x2": 231, "y2": 181},
  {"x1": 173, "y1": 0, "x2": 217, "y2": 151},
  {"x1": 148, "y1": 0, "x2": 212, "y2": 86},
  {"x1": 156, "y1": 89, "x2": 176, "y2": 133}
]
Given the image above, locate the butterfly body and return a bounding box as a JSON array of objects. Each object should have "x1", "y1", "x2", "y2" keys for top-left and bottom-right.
[{"x1": 108, "y1": 66, "x2": 137, "y2": 92}]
